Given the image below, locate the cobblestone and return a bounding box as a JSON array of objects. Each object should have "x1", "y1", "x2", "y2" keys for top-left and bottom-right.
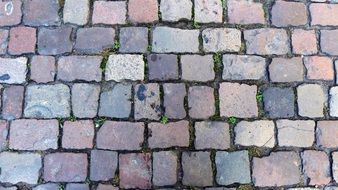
[
  {"x1": 62, "y1": 120, "x2": 94, "y2": 149},
  {"x1": 181, "y1": 55, "x2": 215, "y2": 82},
  {"x1": 297, "y1": 84, "x2": 326, "y2": 118},
  {"x1": 30, "y1": 56, "x2": 55, "y2": 83},
  {"x1": 277, "y1": 120, "x2": 315, "y2": 147},
  {"x1": 71, "y1": 83, "x2": 100, "y2": 118},
  {"x1": 195, "y1": 121, "x2": 231, "y2": 149},
  {"x1": 148, "y1": 54, "x2": 178, "y2": 81},
  {"x1": 202, "y1": 28, "x2": 241, "y2": 52},
  {"x1": 269, "y1": 57, "x2": 304, "y2": 82},
  {"x1": 160, "y1": 0, "x2": 192, "y2": 22},
  {"x1": 163, "y1": 83, "x2": 186, "y2": 119},
  {"x1": 90, "y1": 150, "x2": 118, "y2": 181},
  {"x1": 188, "y1": 86, "x2": 215, "y2": 119},
  {"x1": 23, "y1": 0, "x2": 59, "y2": 26},
  {"x1": 63, "y1": 0, "x2": 89, "y2": 25}
]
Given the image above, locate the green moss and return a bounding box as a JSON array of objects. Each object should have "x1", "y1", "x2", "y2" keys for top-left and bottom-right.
[
  {"x1": 248, "y1": 146, "x2": 264, "y2": 157},
  {"x1": 213, "y1": 52, "x2": 222, "y2": 72},
  {"x1": 221, "y1": 0, "x2": 226, "y2": 8},
  {"x1": 69, "y1": 114, "x2": 76, "y2": 122},
  {"x1": 256, "y1": 90, "x2": 263, "y2": 103},
  {"x1": 95, "y1": 117, "x2": 107, "y2": 127},
  {"x1": 147, "y1": 45, "x2": 152, "y2": 52},
  {"x1": 192, "y1": 21, "x2": 200, "y2": 29},
  {"x1": 112, "y1": 175, "x2": 119, "y2": 184},
  {"x1": 227, "y1": 116, "x2": 237, "y2": 125},
  {"x1": 113, "y1": 40, "x2": 121, "y2": 51},
  {"x1": 160, "y1": 116, "x2": 169, "y2": 124},
  {"x1": 238, "y1": 184, "x2": 254, "y2": 190},
  {"x1": 58, "y1": 185, "x2": 65, "y2": 190}
]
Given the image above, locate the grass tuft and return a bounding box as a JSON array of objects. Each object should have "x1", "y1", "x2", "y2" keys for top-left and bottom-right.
[
  {"x1": 160, "y1": 116, "x2": 169, "y2": 124},
  {"x1": 95, "y1": 117, "x2": 107, "y2": 128},
  {"x1": 227, "y1": 116, "x2": 237, "y2": 125}
]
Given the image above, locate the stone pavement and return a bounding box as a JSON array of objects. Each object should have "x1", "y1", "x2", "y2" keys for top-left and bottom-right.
[{"x1": 1, "y1": 0, "x2": 338, "y2": 189}]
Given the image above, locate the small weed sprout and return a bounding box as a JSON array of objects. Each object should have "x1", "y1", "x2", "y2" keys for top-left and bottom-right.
[
  {"x1": 113, "y1": 40, "x2": 120, "y2": 51},
  {"x1": 160, "y1": 116, "x2": 169, "y2": 124},
  {"x1": 192, "y1": 21, "x2": 200, "y2": 29},
  {"x1": 227, "y1": 116, "x2": 237, "y2": 125},
  {"x1": 256, "y1": 91, "x2": 263, "y2": 103},
  {"x1": 95, "y1": 117, "x2": 107, "y2": 128}
]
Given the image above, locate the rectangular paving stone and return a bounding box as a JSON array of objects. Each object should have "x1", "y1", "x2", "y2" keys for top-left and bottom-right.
[
  {"x1": 24, "y1": 84, "x2": 71, "y2": 118},
  {"x1": 92, "y1": 1, "x2": 126, "y2": 25},
  {"x1": 302, "y1": 150, "x2": 331, "y2": 185},
  {"x1": 271, "y1": 1, "x2": 307, "y2": 27},
  {"x1": 8, "y1": 26, "x2": 36, "y2": 55},
  {"x1": 9, "y1": 119, "x2": 58, "y2": 150},
  {"x1": 119, "y1": 27, "x2": 148, "y2": 53},
  {"x1": 153, "y1": 151, "x2": 178, "y2": 186},
  {"x1": 277, "y1": 120, "x2": 315, "y2": 147},
  {"x1": 181, "y1": 55, "x2": 215, "y2": 82},
  {"x1": 219, "y1": 82, "x2": 258, "y2": 118},
  {"x1": 163, "y1": 83, "x2": 186, "y2": 119},
  {"x1": 148, "y1": 54, "x2": 179, "y2": 81},
  {"x1": 310, "y1": 4, "x2": 338, "y2": 26},
  {"x1": 0, "y1": 57, "x2": 27, "y2": 84},
  {"x1": 96, "y1": 184, "x2": 119, "y2": 190},
  {"x1": 0, "y1": 29, "x2": 8, "y2": 54},
  {"x1": 228, "y1": 0, "x2": 265, "y2": 24},
  {"x1": 30, "y1": 56, "x2": 55, "y2": 83},
  {"x1": 222, "y1": 54, "x2": 266, "y2": 80},
  {"x1": 99, "y1": 83, "x2": 131, "y2": 118},
  {"x1": 304, "y1": 56, "x2": 334, "y2": 81},
  {"x1": 182, "y1": 151, "x2": 213, "y2": 186},
  {"x1": 23, "y1": 0, "x2": 60, "y2": 26},
  {"x1": 269, "y1": 57, "x2": 304, "y2": 82},
  {"x1": 38, "y1": 27, "x2": 73, "y2": 55},
  {"x1": 216, "y1": 151, "x2": 251, "y2": 185},
  {"x1": 188, "y1": 86, "x2": 215, "y2": 119},
  {"x1": 194, "y1": 0, "x2": 222, "y2": 23},
  {"x1": 0, "y1": 152, "x2": 41, "y2": 184},
  {"x1": 321, "y1": 30, "x2": 338, "y2": 55},
  {"x1": 105, "y1": 54, "x2": 144, "y2": 82},
  {"x1": 72, "y1": 83, "x2": 100, "y2": 118},
  {"x1": 58, "y1": 56, "x2": 102, "y2": 82},
  {"x1": 244, "y1": 28, "x2": 289, "y2": 55},
  {"x1": 75, "y1": 27, "x2": 115, "y2": 54},
  {"x1": 0, "y1": 1, "x2": 22, "y2": 26},
  {"x1": 128, "y1": 0, "x2": 158, "y2": 23},
  {"x1": 62, "y1": 120, "x2": 94, "y2": 149},
  {"x1": 235, "y1": 120, "x2": 275, "y2": 148},
  {"x1": 0, "y1": 120, "x2": 7, "y2": 151},
  {"x1": 96, "y1": 121, "x2": 144, "y2": 150},
  {"x1": 148, "y1": 121, "x2": 190, "y2": 149},
  {"x1": 152, "y1": 27, "x2": 199, "y2": 53},
  {"x1": 297, "y1": 84, "x2": 326, "y2": 118},
  {"x1": 202, "y1": 28, "x2": 241, "y2": 52},
  {"x1": 43, "y1": 153, "x2": 88, "y2": 182},
  {"x1": 1, "y1": 85, "x2": 24, "y2": 120},
  {"x1": 317, "y1": 121, "x2": 338, "y2": 148},
  {"x1": 134, "y1": 83, "x2": 161, "y2": 120},
  {"x1": 263, "y1": 87, "x2": 295, "y2": 118},
  {"x1": 119, "y1": 153, "x2": 152, "y2": 189},
  {"x1": 252, "y1": 151, "x2": 301, "y2": 187},
  {"x1": 90, "y1": 150, "x2": 118, "y2": 181},
  {"x1": 63, "y1": 0, "x2": 89, "y2": 25},
  {"x1": 292, "y1": 29, "x2": 318, "y2": 55},
  {"x1": 195, "y1": 121, "x2": 231, "y2": 150},
  {"x1": 66, "y1": 184, "x2": 89, "y2": 190},
  {"x1": 160, "y1": 0, "x2": 192, "y2": 22},
  {"x1": 33, "y1": 184, "x2": 59, "y2": 190}
]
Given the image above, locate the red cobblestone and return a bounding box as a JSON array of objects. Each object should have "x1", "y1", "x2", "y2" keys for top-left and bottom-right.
[
  {"x1": 292, "y1": 29, "x2": 318, "y2": 55},
  {"x1": 0, "y1": 1, "x2": 22, "y2": 26},
  {"x1": 271, "y1": 1, "x2": 307, "y2": 27},
  {"x1": 62, "y1": 120, "x2": 94, "y2": 149},
  {"x1": 92, "y1": 1, "x2": 126, "y2": 25},
  {"x1": 228, "y1": 0, "x2": 265, "y2": 24},
  {"x1": 302, "y1": 150, "x2": 331, "y2": 185},
  {"x1": 310, "y1": 4, "x2": 338, "y2": 26},
  {"x1": 2, "y1": 85, "x2": 24, "y2": 120},
  {"x1": 304, "y1": 56, "x2": 334, "y2": 81},
  {"x1": 128, "y1": 0, "x2": 158, "y2": 23},
  {"x1": 8, "y1": 26, "x2": 36, "y2": 55}
]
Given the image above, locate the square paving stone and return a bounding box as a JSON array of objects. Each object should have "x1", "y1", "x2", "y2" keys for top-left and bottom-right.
[
  {"x1": 195, "y1": 121, "x2": 231, "y2": 150},
  {"x1": 302, "y1": 150, "x2": 331, "y2": 185},
  {"x1": 297, "y1": 84, "x2": 326, "y2": 118},
  {"x1": 92, "y1": 1, "x2": 126, "y2": 25},
  {"x1": 269, "y1": 57, "x2": 304, "y2": 82},
  {"x1": 38, "y1": 27, "x2": 73, "y2": 55},
  {"x1": 160, "y1": 0, "x2": 192, "y2": 22},
  {"x1": 263, "y1": 87, "x2": 295, "y2": 118},
  {"x1": 98, "y1": 83, "x2": 131, "y2": 118},
  {"x1": 119, "y1": 153, "x2": 152, "y2": 189},
  {"x1": 304, "y1": 56, "x2": 334, "y2": 81},
  {"x1": 134, "y1": 83, "x2": 162, "y2": 120},
  {"x1": 23, "y1": 0, "x2": 60, "y2": 26},
  {"x1": 181, "y1": 55, "x2": 215, "y2": 82},
  {"x1": 0, "y1": 57, "x2": 28, "y2": 84},
  {"x1": 8, "y1": 26, "x2": 36, "y2": 55},
  {"x1": 317, "y1": 121, "x2": 338, "y2": 148},
  {"x1": 202, "y1": 28, "x2": 241, "y2": 52},
  {"x1": 63, "y1": 0, "x2": 89, "y2": 25},
  {"x1": 188, "y1": 86, "x2": 215, "y2": 119},
  {"x1": 182, "y1": 151, "x2": 213, "y2": 186},
  {"x1": 30, "y1": 56, "x2": 56, "y2": 83},
  {"x1": 153, "y1": 151, "x2": 178, "y2": 186},
  {"x1": 90, "y1": 150, "x2": 118, "y2": 181},
  {"x1": 148, "y1": 54, "x2": 178, "y2": 81},
  {"x1": 163, "y1": 83, "x2": 186, "y2": 119},
  {"x1": 9, "y1": 119, "x2": 58, "y2": 150},
  {"x1": 277, "y1": 120, "x2": 315, "y2": 147},
  {"x1": 194, "y1": 0, "x2": 222, "y2": 23},
  {"x1": 0, "y1": 152, "x2": 41, "y2": 184},
  {"x1": 24, "y1": 84, "x2": 71, "y2": 118},
  {"x1": 62, "y1": 120, "x2": 94, "y2": 149},
  {"x1": 119, "y1": 27, "x2": 148, "y2": 53},
  {"x1": 1, "y1": 85, "x2": 24, "y2": 120},
  {"x1": 216, "y1": 151, "x2": 251, "y2": 185},
  {"x1": 0, "y1": 1, "x2": 22, "y2": 26},
  {"x1": 128, "y1": 0, "x2": 158, "y2": 23},
  {"x1": 228, "y1": 0, "x2": 265, "y2": 24},
  {"x1": 72, "y1": 83, "x2": 100, "y2": 118}
]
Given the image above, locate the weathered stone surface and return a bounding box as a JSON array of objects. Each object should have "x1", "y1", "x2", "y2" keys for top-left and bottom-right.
[
  {"x1": 128, "y1": 0, "x2": 158, "y2": 23},
  {"x1": 97, "y1": 121, "x2": 144, "y2": 150},
  {"x1": 44, "y1": 153, "x2": 88, "y2": 182},
  {"x1": 63, "y1": 0, "x2": 89, "y2": 25},
  {"x1": 297, "y1": 84, "x2": 326, "y2": 118},
  {"x1": 105, "y1": 54, "x2": 144, "y2": 82},
  {"x1": 188, "y1": 86, "x2": 215, "y2": 119},
  {"x1": 302, "y1": 150, "x2": 331, "y2": 185},
  {"x1": 195, "y1": 121, "x2": 230, "y2": 149},
  {"x1": 23, "y1": 0, "x2": 60, "y2": 26},
  {"x1": 0, "y1": 29, "x2": 8, "y2": 54},
  {"x1": 148, "y1": 54, "x2": 179, "y2": 81},
  {"x1": 277, "y1": 120, "x2": 315, "y2": 147},
  {"x1": 152, "y1": 27, "x2": 199, "y2": 53},
  {"x1": 244, "y1": 28, "x2": 289, "y2": 55},
  {"x1": 120, "y1": 27, "x2": 148, "y2": 53},
  {"x1": 263, "y1": 87, "x2": 295, "y2": 118},
  {"x1": 321, "y1": 30, "x2": 338, "y2": 55},
  {"x1": 8, "y1": 26, "x2": 36, "y2": 55},
  {"x1": 96, "y1": 184, "x2": 118, "y2": 190},
  {"x1": 330, "y1": 87, "x2": 338, "y2": 117},
  {"x1": 62, "y1": 120, "x2": 94, "y2": 149},
  {"x1": 202, "y1": 28, "x2": 241, "y2": 52},
  {"x1": 332, "y1": 152, "x2": 338, "y2": 182},
  {"x1": 90, "y1": 150, "x2": 118, "y2": 181},
  {"x1": 99, "y1": 83, "x2": 131, "y2": 118},
  {"x1": 235, "y1": 120, "x2": 275, "y2": 148},
  {"x1": 24, "y1": 84, "x2": 70, "y2": 118},
  {"x1": 182, "y1": 55, "x2": 214, "y2": 81},
  {"x1": 72, "y1": 83, "x2": 100, "y2": 118},
  {"x1": 9, "y1": 119, "x2": 58, "y2": 150},
  {"x1": 216, "y1": 151, "x2": 251, "y2": 185},
  {"x1": 194, "y1": 0, "x2": 222, "y2": 23},
  {"x1": 148, "y1": 121, "x2": 190, "y2": 148},
  {"x1": 228, "y1": 0, "x2": 265, "y2": 24},
  {"x1": 153, "y1": 151, "x2": 178, "y2": 186},
  {"x1": 30, "y1": 56, "x2": 55, "y2": 83},
  {"x1": 38, "y1": 27, "x2": 73, "y2": 55},
  {"x1": 119, "y1": 153, "x2": 152, "y2": 189},
  {"x1": 0, "y1": 152, "x2": 41, "y2": 184},
  {"x1": 66, "y1": 184, "x2": 89, "y2": 190},
  {"x1": 163, "y1": 83, "x2": 186, "y2": 119},
  {"x1": 33, "y1": 183, "x2": 59, "y2": 190},
  {"x1": 219, "y1": 82, "x2": 258, "y2": 118},
  {"x1": 0, "y1": 57, "x2": 27, "y2": 84},
  {"x1": 92, "y1": 1, "x2": 126, "y2": 25},
  {"x1": 75, "y1": 27, "x2": 115, "y2": 54},
  {"x1": 0, "y1": 1, "x2": 22, "y2": 26},
  {"x1": 271, "y1": 1, "x2": 307, "y2": 27},
  {"x1": 317, "y1": 121, "x2": 338, "y2": 148},
  {"x1": 304, "y1": 56, "x2": 334, "y2": 81},
  {"x1": 160, "y1": 0, "x2": 192, "y2": 22},
  {"x1": 58, "y1": 56, "x2": 102, "y2": 82},
  {"x1": 223, "y1": 54, "x2": 266, "y2": 80},
  {"x1": 2, "y1": 85, "x2": 24, "y2": 120},
  {"x1": 252, "y1": 151, "x2": 301, "y2": 187},
  {"x1": 134, "y1": 83, "x2": 161, "y2": 120},
  {"x1": 310, "y1": 4, "x2": 338, "y2": 26},
  {"x1": 292, "y1": 29, "x2": 318, "y2": 55},
  {"x1": 269, "y1": 57, "x2": 304, "y2": 82},
  {"x1": 182, "y1": 151, "x2": 213, "y2": 186},
  {"x1": 0, "y1": 120, "x2": 7, "y2": 151}
]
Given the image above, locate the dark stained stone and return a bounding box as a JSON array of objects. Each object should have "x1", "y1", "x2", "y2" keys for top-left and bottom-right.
[
  {"x1": 148, "y1": 54, "x2": 178, "y2": 81},
  {"x1": 263, "y1": 87, "x2": 295, "y2": 118},
  {"x1": 38, "y1": 27, "x2": 73, "y2": 55},
  {"x1": 163, "y1": 83, "x2": 186, "y2": 119},
  {"x1": 119, "y1": 27, "x2": 148, "y2": 53}
]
